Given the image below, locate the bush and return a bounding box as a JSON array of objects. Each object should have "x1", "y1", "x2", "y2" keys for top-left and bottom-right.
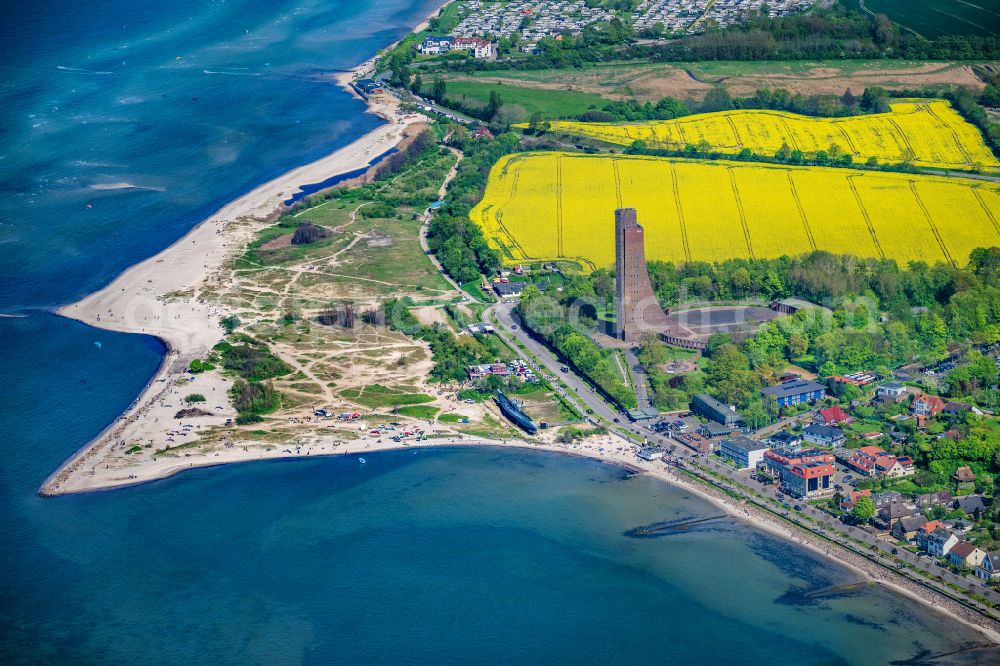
[
  {"x1": 185, "y1": 393, "x2": 206, "y2": 403},
  {"x1": 230, "y1": 380, "x2": 282, "y2": 416},
  {"x1": 220, "y1": 315, "x2": 240, "y2": 334},
  {"x1": 215, "y1": 338, "x2": 291, "y2": 381},
  {"x1": 189, "y1": 359, "x2": 215, "y2": 374},
  {"x1": 291, "y1": 221, "x2": 329, "y2": 245}
]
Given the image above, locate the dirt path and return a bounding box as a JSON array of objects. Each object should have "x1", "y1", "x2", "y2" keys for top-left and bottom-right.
[{"x1": 419, "y1": 146, "x2": 466, "y2": 295}]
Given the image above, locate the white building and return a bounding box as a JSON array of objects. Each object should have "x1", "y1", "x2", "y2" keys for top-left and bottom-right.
[{"x1": 926, "y1": 528, "x2": 959, "y2": 558}]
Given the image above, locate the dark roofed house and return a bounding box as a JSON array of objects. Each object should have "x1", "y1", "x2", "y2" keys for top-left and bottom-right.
[
  {"x1": 878, "y1": 501, "x2": 920, "y2": 528},
  {"x1": 892, "y1": 515, "x2": 931, "y2": 542},
  {"x1": 943, "y1": 401, "x2": 972, "y2": 417},
  {"x1": 492, "y1": 281, "x2": 527, "y2": 297},
  {"x1": 699, "y1": 421, "x2": 739, "y2": 438},
  {"x1": 766, "y1": 430, "x2": 803, "y2": 453},
  {"x1": 802, "y1": 423, "x2": 846, "y2": 447},
  {"x1": 954, "y1": 495, "x2": 987, "y2": 515},
  {"x1": 762, "y1": 379, "x2": 826, "y2": 407},
  {"x1": 691, "y1": 393, "x2": 740, "y2": 426}
]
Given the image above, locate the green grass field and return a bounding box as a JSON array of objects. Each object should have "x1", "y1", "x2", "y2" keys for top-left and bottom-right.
[
  {"x1": 393, "y1": 405, "x2": 439, "y2": 419},
  {"x1": 442, "y1": 80, "x2": 607, "y2": 118},
  {"x1": 340, "y1": 384, "x2": 435, "y2": 408},
  {"x1": 848, "y1": 0, "x2": 1000, "y2": 37}
]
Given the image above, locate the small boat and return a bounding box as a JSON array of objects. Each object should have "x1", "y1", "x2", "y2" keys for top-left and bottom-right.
[{"x1": 358, "y1": 457, "x2": 366, "y2": 464}]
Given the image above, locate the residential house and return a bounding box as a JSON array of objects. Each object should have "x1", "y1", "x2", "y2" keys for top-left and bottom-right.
[
  {"x1": 876, "y1": 382, "x2": 909, "y2": 403},
  {"x1": 926, "y1": 528, "x2": 960, "y2": 558},
  {"x1": 916, "y1": 491, "x2": 953, "y2": 509},
  {"x1": 841, "y1": 489, "x2": 872, "y2": 512},
  {"x1": 953, "y1": 466, "x2": 976, "y2": 485},
  {"x1": 450, "y1": 36, "x2": 496, "y2": 59},
  {"x1": 818, "y1": 406, "x2": 853, "y2": 426},
  {"x1": 947, "y1": 542, "x2": 987, "y2": 568},
  {"x1": 802, "y1": 423, "x2": 846, "y2": 447},
  {"x1": 892, "y1": 516, "x2": 932, "y2": 542},
  {"x1": 691, "y1": 394, "x2": 741, "y2": 426},
  {"x1": 417, "y1": 35, "x2": 453, "y2": 55},
  {"x1": 766, "y1": 430, "x2": 802, "y2": 454},
  {"x1": 916, "y1": 521, "x2": 946, "y2": 551},
  {"x1": 912, "y1": 394, "x2": 945, "y2": 419},
  {"x1": 761, "y1": 379, "x2": 827, "y2": 407},
  {"x1": 975, "y1": 552, "x2": 1000, "y2": 581},
  {"x1": 872, "y1": 492, "x2": 919, "y2": 528},
  {"x1": 472, "y1": 126, "x2": 494, "y2": 140},
  {"x1": 954, "y1": 495, "x2": 988, "y2": 516},
  {"x1": 492, "y1": 281, "x2": 527, "y2": 297},
  {"x1": 844, "y1": 445, "x2": 914, "y2": 478},
  {"x1": 943, "y1": 401, "x2": 972, "y2": 418},
  {"x1": 719, "y1": 436, "x2": 770, "y2": 470}
]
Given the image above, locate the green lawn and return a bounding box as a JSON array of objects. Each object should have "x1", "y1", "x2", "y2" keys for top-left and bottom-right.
[
  {"x1": 393, "y1": 405, "x2": 440, "y2": 419},
  {"x1": 340, "y1": 384, "x2": 435, "y2": 408},
  {"x1": 443, "y1": 80, "x2": 607, "y2": 118}
]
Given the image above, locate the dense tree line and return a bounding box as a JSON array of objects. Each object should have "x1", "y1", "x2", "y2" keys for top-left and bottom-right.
[
  {"x1": 517, "y1": 285, "x2": 638, "y2": 410},
  {"x1": 425, "y1": 129, "x2": 523, "y2": 284}
]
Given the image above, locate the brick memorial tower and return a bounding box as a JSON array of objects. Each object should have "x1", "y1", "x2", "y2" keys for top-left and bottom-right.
[{"x1": 614, "y1": 208, "x2": 669, "y2": 341}]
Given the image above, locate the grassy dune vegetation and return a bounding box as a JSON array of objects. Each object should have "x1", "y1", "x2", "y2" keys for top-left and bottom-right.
[
  {"x1": 471, "y1": 152, "x2": 1000, "y2": 268},
  {"x1": 538, "y1": 100, "x2": 1000, "y2": 172}
]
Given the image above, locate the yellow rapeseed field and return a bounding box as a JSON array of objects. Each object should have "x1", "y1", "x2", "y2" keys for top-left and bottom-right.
[
  {"x1": 470, "y1": 152, "x2": 1000, "y2": 268},
  {"x1": 536, "y1": 100, "x2": 1000, "y2": 172}
]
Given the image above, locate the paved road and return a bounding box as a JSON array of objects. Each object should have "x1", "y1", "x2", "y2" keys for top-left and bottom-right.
[{"x1": 488, "y1": 301, "x2": 630, "y2": 428}]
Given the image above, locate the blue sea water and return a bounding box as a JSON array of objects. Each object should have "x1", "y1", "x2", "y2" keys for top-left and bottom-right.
[{"x1": 0, "y1": 1, "x2": 994, "y2": 663}]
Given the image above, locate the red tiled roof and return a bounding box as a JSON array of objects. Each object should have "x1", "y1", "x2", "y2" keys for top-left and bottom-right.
[
  {"x1": 920, "y1": 520, "x2": 944, "y2": 534},
  {"x1": 820, "y1": 406, "x2": 851, "y2": 423}
]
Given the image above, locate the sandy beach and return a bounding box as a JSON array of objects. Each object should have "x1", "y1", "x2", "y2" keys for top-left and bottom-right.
[{"x1": 47, "y1": 90, "x2": 431, "y2": 494}]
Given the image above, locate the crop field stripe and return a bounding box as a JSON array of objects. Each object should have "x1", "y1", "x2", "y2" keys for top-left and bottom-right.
[
  {"x1": 778, "y1": 117, "x2": 801, "y2": 152},
  {"x1": 786, "y1": 171, "x2": 817, "y2": 251},
  {"x1": 924, "y1": 102, "x2": 975, "y2": 166},
  {"x1": 612, "y1": 158, "x2": 624, "y2": 209},
  {"x1": 832, "y1": 120, "x2": 861, "y2": 156},
  {"x1": 728, "y1": 168, "x2": 755, "y2": 259},
  {"x1": 973, "y1": 188, "x2": 1000, "y2": 236},
  {"x1": 493, "y1": 167, "x2": 531, "y2": 259},
  {"x1": 908, "y1": 181, "x2": 955, "y2": 266},
  {"x1": 725, "y1": 117, "x2": 742, "y2": 148},
  {"x1": 669, "y1": 163, "x2": 692, "y2": 263},
  {"x1": 847, "y1": 176, "x2": 886, "y2": 259},
  {"x1": 886, "y1": 117, "x2": 919, "y2": 161},
  {"x1": 555, "y1": 155, "x2": 564, "y2": 257}
]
